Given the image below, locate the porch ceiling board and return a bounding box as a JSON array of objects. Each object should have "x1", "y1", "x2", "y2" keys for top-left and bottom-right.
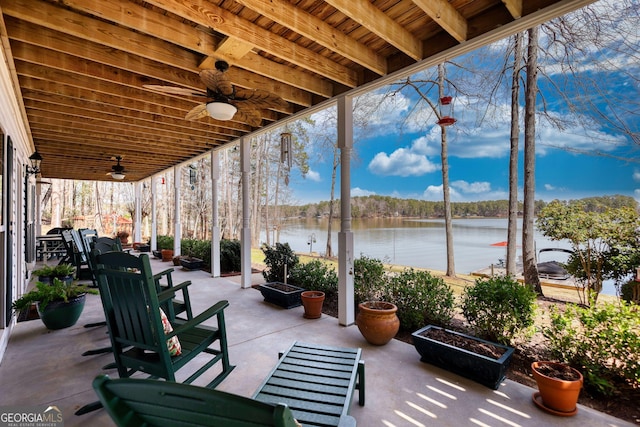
[{"x1": 0, "y1": 0, "x2": 595, "y2": 182}]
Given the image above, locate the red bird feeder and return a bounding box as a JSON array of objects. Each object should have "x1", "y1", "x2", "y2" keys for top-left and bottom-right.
[{"x1": 437, "y1": 96, "x2": 456, "y2": 127}]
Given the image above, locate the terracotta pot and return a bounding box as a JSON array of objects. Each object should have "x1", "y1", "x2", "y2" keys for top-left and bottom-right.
[
  {"x1": 356, "y1": 301, "x2": 399, "y2": 346},
  {"x1": 161, "y1": 249, "x2": 173, "y2": 262},
  {"x1": 531, "y1": 361, "x2": 583, "y2": 416},
  {"x1": 301, "y1": 291, "x2": 325, "y2": 319}
]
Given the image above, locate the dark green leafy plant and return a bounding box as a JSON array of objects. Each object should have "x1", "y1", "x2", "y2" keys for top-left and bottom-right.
[
  {"x1": 461, "y1": 275, "x2": 537, "y2": 345},
  {"x1": 353, "y1": 255, "x2": 387, "y2": 304},
  {"x1": 32, "y1": 263, "x2": 76, "y2": 278},
  {"x1": 289, "y1": 260, "x2": 338, "y2": 295},
  {"x1": 620, "y1": 279, "x2": 639, "y2": 304},
  {"x1": 544, "y1": 301, "x2": 640, "y2": 395},
  {"x1": 383, "y1": 268, "x2": 454, "y2": 330},
  {"x1": 11, "y1": 278, "x2": 97, "y2": 311},
  {"x1": 220, "y1": 239, "x2": 241, "y2": 273},
  {"x1": 156, "y1": 235, "x2": 174, "y2": 251},
  {"x1": 261, "y1": 243, "x2": 299, "y2": 283}
]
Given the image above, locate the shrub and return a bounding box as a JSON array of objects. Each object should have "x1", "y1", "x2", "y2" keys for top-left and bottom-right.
[
  {"x1": 353, "y1": 255, "x2": 387, "y2": 304},
  {"x1": 461, "y1": 275, "x2": 537, "y2": 345},
  {"x1": 383, "y1": 268, "x2": 454, "y2": 331},
  {"x1": 220, "y1": 239, "x2": 241, "y2": 273},
  {"x1": 261, "y1": 243, "x2": 299, "y2": 283},
  {"x1": 621, "y1": 279, "x2": 639, "y2": 304},
  {"x1": 289, "y1": 260, "x2": 338, "y2": 295},
  {"x1": 544, "y1": 301, "x2": 640, "y2": 395},
  {"x1": 156, "y1": 235, "x2": 174, "y2": 251}
]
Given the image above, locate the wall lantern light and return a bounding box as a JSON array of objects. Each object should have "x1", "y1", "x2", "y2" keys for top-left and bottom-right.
[{"x1": 26, "y1": 151, "x2": 43, "y2": 176}]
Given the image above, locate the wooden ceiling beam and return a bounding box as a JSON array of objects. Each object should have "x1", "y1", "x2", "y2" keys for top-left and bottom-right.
[
  {"x1": 24, "y1": 101, "x2": 232, "y2": 142},
  {"x1": 411, "y1": 0, "x2": 468, "y2": 42},
  {"x1": 142, "y1": 0, "x2": 359, "y2": 87},
  {"x1": 324, "y1": 0, "x2": 423, "y2": 61},
  {"x1": 233, "y1": 0, "x2": 387, "y2": 75},
  {"x1": 6, "y1": 20, "x2": 313, "y2": 108},
  {"x1": 21, "y1": 93, "x2": 242, "y2": 139},
  {"x1": 502, "y1": 0, "x2": 523, "y2": 19}
]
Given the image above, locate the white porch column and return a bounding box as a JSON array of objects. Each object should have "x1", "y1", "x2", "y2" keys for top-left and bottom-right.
[
  {"x1": 35, "y1": 181, "x2": 42, "y2": 236},
  {"x1": 173, "y1": 166, "x2": 182, "y2": 256},
  {"x1": 240, "y1": 138, "x2": 252, "y2": 289},
  {"x1": 338, "y1": 95, "x2": 355, "y2": 326},
  {"x1": 134, "y1": 182, "x2": 142, "y2": 242},
  {"x1": 210, "y1": 150, "x2": 221, "y2": 277},
  {"x1": 150, "y1": 177, "x2": 157, "y2": 251}
]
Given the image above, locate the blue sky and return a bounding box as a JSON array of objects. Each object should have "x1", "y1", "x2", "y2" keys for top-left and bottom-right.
[{"x1": 282, "y1": 1, "x2": 639, "y2": 205}]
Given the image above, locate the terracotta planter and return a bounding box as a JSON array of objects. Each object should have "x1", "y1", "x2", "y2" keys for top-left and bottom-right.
[
  {"x1": 531, "y1": 361, "x2": 583, "y2": 416},
  {"x1": 301, "y1": 291, "x2": 325, "y2": 319},
  {"x1": 356, "y1": 301, "x2": 400, "y2": 346},
  {"x1": 161, "y1": 249, "x2": 174, "y2": 262}
]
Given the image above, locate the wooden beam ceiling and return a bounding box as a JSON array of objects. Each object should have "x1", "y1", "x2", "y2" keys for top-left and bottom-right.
[{"x1": 0, "y1": 0, "x2": 596, "y2": 182}]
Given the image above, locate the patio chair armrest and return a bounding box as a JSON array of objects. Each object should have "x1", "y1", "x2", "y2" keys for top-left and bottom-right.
[
  {"x1": 170, "y1": 300, "x2": 229, "y2": 335},
  {"x1": 153, "y1": 268, "x2": 175, "y2": 281},
  {"x1": 157, "y1": 281, "x2": 191, "y2": 304}
]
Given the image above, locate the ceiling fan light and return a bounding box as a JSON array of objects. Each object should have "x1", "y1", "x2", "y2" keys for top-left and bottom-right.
[
  {"x1": 111, "y1": 172, "x2": 126, "y2": 180},
  {"x1": 206, "y1": 102, "x2": 237, "y2": 121}
]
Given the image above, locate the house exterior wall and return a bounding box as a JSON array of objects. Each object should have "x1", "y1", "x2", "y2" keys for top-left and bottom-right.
[{"x1": 0, "y1": 26, "x2": 35, "y2": 363}]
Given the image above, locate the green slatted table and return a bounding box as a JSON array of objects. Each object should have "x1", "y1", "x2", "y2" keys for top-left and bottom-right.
[{"x1": 253, "y1": 341, "x2": 365, "y2": 427}]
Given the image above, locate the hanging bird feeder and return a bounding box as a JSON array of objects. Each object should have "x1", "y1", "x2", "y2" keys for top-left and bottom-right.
[{"x1": 437, "y1": 96, "x2": 456, "y2": 127}]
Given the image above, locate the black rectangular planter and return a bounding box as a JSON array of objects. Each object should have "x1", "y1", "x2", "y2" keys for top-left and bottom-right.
[
  {"x1": 180, "y1": 257, "x2": 204, "y2": 270},
  {"x1": 257, "y1": 282, "x2": 305, "y2": 309},
  {"x1": 411, "y1": 325, "x2": 514, "y2": 390}
]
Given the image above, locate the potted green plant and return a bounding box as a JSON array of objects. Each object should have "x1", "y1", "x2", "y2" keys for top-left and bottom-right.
[
  {"x1": 353, "y1": 256, "x2": 399, "y2": 346},
  {"x1": 12, "y1": 278, "x2": 97, "y2": 330},
  {"x1": 32, "y1": 263, "x2": 76, "y2": 284},
  {"x1": 257, "y1": 243, "x2": 305, "y2": 309}
]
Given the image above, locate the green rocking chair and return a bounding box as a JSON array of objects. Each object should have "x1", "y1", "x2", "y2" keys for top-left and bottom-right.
[
  {"x1": 93, "y1": 375, "x2": 301, "y2": 427},
  {"x1": 76, "y1": 252, "x2": 234, "y2": 415}
]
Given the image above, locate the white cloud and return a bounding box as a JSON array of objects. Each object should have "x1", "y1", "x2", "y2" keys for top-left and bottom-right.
[
  {"x1": 367, "y1": 138, "x2": 439, "y2": 177},
  {"x1": 352, "y1": 187, "x2": 376, "y2": 197},
  {"x1": 544, "y1": 184, "x2": 556, "y2": 191},
  {"x1": 633, "y1": 170, "x2": 640, "y2": 182},
  {"x1": 451, "y1": 180, "x2": 491, "y2": 194},
  {"x1": 422, "y1": 180, "x2": 507, "y2": 202},
  {"x1": 305, "y1": 169, "x2": 321, "y2": 182}
]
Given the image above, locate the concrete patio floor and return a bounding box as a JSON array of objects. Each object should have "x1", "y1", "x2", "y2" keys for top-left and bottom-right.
[{"x1": 0, "y1": 257, "x2": 633, "y2": 427}]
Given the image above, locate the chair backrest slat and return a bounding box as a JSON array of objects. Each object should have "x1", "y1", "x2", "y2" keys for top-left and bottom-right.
[{"x1": 95, "y1": 252, "x2": 165, "y2": 353}]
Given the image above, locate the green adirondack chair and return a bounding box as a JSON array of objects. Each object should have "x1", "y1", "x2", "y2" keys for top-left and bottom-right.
[
  {"x1": 93, "y1": 251, "x2": 234, "y2": 385},
  {"x1": 93, "y1": 375, "x2": 301, "y2": 427}
]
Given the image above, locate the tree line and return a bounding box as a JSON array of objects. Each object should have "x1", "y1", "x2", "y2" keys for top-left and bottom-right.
[{"x1": 281, "y1": 194, "x2": 637, "y2": 220}]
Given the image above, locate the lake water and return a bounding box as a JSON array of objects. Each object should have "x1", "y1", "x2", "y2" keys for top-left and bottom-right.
[{"x1": 261, "y1": 217, "x2": 618, "y2": 295}]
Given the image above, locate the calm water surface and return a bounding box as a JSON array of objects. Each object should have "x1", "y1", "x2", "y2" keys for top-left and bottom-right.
[{"x1": 261, "y1": 217, "x2": 617, "y2": 295}]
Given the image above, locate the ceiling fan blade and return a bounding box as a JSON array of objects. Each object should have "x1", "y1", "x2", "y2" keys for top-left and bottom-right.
[
  {"x1": 233, "y1": 108, "x2": 262, "y2": 127},
  {"x1": 185, "y1": 104, "x2": 210, "y2": 121},
  {"x1": 235, "y1": 88, "x2": 288, "y2": 110},
  {"x1": 143, "y1": 85, "x2": 207, "y2": 97},
  {"x1": 200, "y1": 69, "x2": 234, "y2": 97}
]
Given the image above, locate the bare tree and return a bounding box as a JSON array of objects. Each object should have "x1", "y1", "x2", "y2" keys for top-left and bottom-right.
[
  {"x1": 522, "y1": 26, "x2": 543, "y2": 294},
  {"x1": 507, "y1": 32, "x2": 524, "y2": 276}
]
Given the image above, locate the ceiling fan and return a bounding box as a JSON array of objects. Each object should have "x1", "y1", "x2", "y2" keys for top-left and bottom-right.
[
  {"x1": 143, "y1": 60, "x2": 288, "y2": 127},
  {"x1": 107, "y1": 156, "x2": 127, "y2": 180}
]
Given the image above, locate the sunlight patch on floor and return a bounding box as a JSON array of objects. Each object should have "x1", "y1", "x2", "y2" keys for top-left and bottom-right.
[
  {"x1": 486, "y1": 398, "x2": 531, "y2": 418},
  {"x1": 477, "y1": 407, "x2": 523, "y2": 427},
  {"x1": 416, "y1": 392, "x2": 447, "y2": 408}
]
